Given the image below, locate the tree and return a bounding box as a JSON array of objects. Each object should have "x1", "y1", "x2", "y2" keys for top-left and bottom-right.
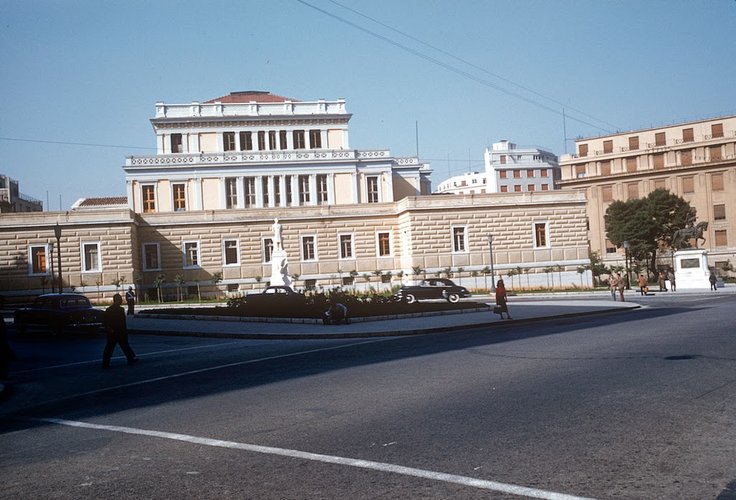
[
  {"x1": 605, "y1": 189, "x2": 695, "y2": 272},
  {"x1": 481, "y1": 266, "x2": 491, "y2": 290},
  {"x1": 174, "y1": 274, "x2": 185, "y2": 301}
]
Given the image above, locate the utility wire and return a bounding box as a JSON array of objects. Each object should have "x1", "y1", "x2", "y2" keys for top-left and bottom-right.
[
  {"x1": 0, "y1": 136, "x2": 155, "y2": 150},
  {"x1": 296, "y1": 0, "x2": 615, "y2": 134},
  {"x1": 326, "y1": 0, "x2": 620, "y2": 132}
]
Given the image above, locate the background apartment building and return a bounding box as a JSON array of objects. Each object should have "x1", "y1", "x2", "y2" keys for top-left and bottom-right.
[
  {"x1": 0, "y1": 174, "x2": 43, "y2": 213},
  {"x1": 559, "y1": 115, "x2": 736, "y2": 272}
]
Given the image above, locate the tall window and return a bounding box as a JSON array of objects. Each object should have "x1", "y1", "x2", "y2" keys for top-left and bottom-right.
[
  {"x1": 142, "y1": 243, "x2": 160, "y2": 271},
  {"x1": 600, "y1": 161, "x2": 611, "y2": 176},
  {"x1": 499, "y1": 170, "x2": 507, "y2": 179},
  {"x1": 626, "y1": 183, "x2": 639, "y2": 199},
  {"x1": 268, "y1": 131, "x2": 277, "y2": 150},
  {"x1": 316, "y1": 175, "x2": 328, "y2": 204},
  {"x1": 339, "y1": 234, "x2": 354, "y2": 259},
  {"x1": 29, "y1": 245, "x2": 48, "y2": 275},
  {"x1": 173, "y1": 183, "x2": 186, "y2": 212},
  {"x1": 377, "y1": 232, "x2": 391, "y2": 256},
  {"x1": 244, "y1": 177, "x2": 256, "y2": 207},
  {"x1": 261, "y1": 177, "x2": 269, "y2": 206},
  {"x1": 626, "y1": 157, "x2": 637, "y2": 172},
  {"x1": 653, "y1": 153, "x2": 665, "y2": 169},
  {"x1": 367, "y1": 176, "x2": 379, "y2": 203},
  {"x1": 603, "y1": 140, "x2": 613, "y2": 153},
  {"x1": 273, "y1": 176, "x2": 281, "y2": 206},
  {"x1": 240, "y1": 131, "x2": 253, "y2": 151},
  {"x1": 681, "y1": 149, "x2": 692, "y2": 166},
  {"x1": 601, "y1": 186, "x2": 613, "y2": 202},
  {"x1": 715, "y1": 230, "x2": 727, "y2": 247},
  {"x1": 223, "y1": 132, "x2": 236, "y2": 151},
  {"x1": 628, "y1": 136, "x2": 639, "y2": 150},
  {"x1": 711, "y1": 173, "x2": 724, "y2": 191},
  {"x1": 711, "y1": 123, "x2": 724, "y2": 138},
  {"x1": 279, "y1": 130, "x2": 288, "y2": 150},
  {"x1": 285, "y1": 175, "x2": 293, "y2": 206},
  {"x1": 714, "y1": 204, "x2": 726, "y2": 221},
  {"x1": 82, "y1": 242, "x2": 101, "y2": 272},
  {"x1": 309, "y1": 129, "x2": 322, "y2": 149},
  {"x1": 452, "y1": 226, "x2": 467, "y2": 253},
  {"x1": 223, "y1": 239, "x2": 239, "y2": 266},
  {"x1": 299, "y1": 175, "x2": 310, "y2": 205},
  {"x1": 533, "y1": 222, "x2": 548, "y2": 248},
  {"x1": 183, "y1": 241, "x2": 200, "y2": 268},
  {"x1": 578, "y1": 144, "x2": 588, "y2": 157},
  {"x1": 710, "y1": 146, "x2": 722, "y2": 161},
  {"x1": 257, "y1": 131, "x2": 266, "y2": 150},
  {"x1": 170, "y1": 133, "x2": 183, "y2": 153},
  {"x1": 682, "y1": 176, "x2": 694, "y2": 193},
  {"x1": 263, "y1": 238, "x2": 273, "y2": 263},
  {"x1": 655, "y1": 132, "x2": 666, "y2": 146},
  {"x1": 301, "y1": 236, "x2": 316, "y2": 261},
  {"x1": 682, "y1": 128, "x2": 694, "y2": 143},
  {"x1": 142, "y1": 185, "x2": 156, "y2": 213},
  {"x1": 293, "y1": 130, "x2": 306, "y2": 149},
  {"x1": 225, "y1": 178, "x2": 238, "y2": 209}
]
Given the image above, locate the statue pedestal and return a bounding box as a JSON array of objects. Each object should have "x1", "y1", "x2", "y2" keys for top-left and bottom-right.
[
  {"x1": 270, "y1": 249, "x2": 292, "y2": 289},
  {"x1": 674, "y1": 249, "x2": 709, "y2": 289}
]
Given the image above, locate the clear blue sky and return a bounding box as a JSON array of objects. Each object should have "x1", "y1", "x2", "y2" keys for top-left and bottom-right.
[{"x1": 1, "y1": 0, "x2": 734, "y2": 210}]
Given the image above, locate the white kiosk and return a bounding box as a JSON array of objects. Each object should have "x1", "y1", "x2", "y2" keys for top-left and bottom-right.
[{"x1": 673, "y1": 249, "x2": 710, "y2": 289}]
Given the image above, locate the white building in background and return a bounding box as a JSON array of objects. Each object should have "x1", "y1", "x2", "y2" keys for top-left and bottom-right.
[
  {"x1": 485, "y1": 140, "x2": 559, "y2": 193},
  {"x1": 434, "y1": 171, "x2": 487, "y2": 195},
  {"x1": 435, "y1": 140, "x2": 559, "y2": 195}
]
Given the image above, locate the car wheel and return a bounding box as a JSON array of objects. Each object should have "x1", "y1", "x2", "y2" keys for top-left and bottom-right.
[
  {"x1": 405, "y1": 294, "x2": 416, "y2": 304},
  {"x1": 447, "y1": 293, "x2": 460, "y2": 303}
]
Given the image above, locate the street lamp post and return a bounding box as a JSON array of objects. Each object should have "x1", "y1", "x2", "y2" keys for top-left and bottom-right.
[
  {"x1": 623, "y1": 240, "x2": 630, "y2": 290},
  {"x1": 54, "y1": 223, "x2": 62, "y2": 293},
  {"x1": 487, "y1": 234, "x2": 496, "y2": 293},
  {"x1": 49, "y1": 242, "x2": 55, "y2": 293}
]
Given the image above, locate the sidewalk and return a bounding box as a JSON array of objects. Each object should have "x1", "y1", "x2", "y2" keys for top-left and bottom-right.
[{"x1": 127, "y1": 298, "x2": 641, "y2": 340}]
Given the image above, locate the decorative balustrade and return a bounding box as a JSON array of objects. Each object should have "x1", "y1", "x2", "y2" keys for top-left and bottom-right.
[{"x1": 126, "y1": 149, "x2": 398, "y2": 167}]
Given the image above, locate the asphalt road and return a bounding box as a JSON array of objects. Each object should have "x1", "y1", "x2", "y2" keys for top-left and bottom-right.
[{"x1": 2, "y1": 293, "x2": 736, "y2": 499}]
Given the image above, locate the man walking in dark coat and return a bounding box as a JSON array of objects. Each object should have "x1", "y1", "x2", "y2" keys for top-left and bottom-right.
[{"x1": 102, "y1": 293, "x2": 138, "y2": 368}]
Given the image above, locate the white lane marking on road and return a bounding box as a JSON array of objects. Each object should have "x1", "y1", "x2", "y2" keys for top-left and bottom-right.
[
  {"x1": 37, "y1": 417, "x2": 595, "y2": 500},
  {"x1": 13, "y1": 341, "x2": 250, "y2": 374},
  {"x1": 27, "y1": 338, "x2": 394, "y2": 406}
]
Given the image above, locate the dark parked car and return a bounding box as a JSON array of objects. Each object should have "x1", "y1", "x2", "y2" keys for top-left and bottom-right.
[
  {"x1": 245, "y1": 286, "x2": 306, "y2": 308},
  {"x1": 396, "y1": 278, "x2": 470, "y2": 304},
  {"x1": 13, "y1": 293, "x2": 105, "y2": 335}
]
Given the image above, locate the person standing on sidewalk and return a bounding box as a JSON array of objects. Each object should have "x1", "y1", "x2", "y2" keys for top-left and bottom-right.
[
  {"x1": 668, "y1": 269, "x2": 676, "y2": 292},
  {"x1": 709, "y1": 271, "x2": 718, "y2": 291},
  {"x1": 102, "y1": 293, "x2": 138, "y2": 369},
  {"x1": 616, "y1": 272, "x2": 626, "y2": 302},
  {"x1": 125, "y1": 286, "x2": 136, "y2": 316},
  {"x1": 609, "y1": 274, "x2": 619, "y2": 301},
  {"x1": 638, "y1": 274, "x2": 648, "y2": 296},
  {"x1": 494, "y1": 279, "x2": 512, "y2": 320}
]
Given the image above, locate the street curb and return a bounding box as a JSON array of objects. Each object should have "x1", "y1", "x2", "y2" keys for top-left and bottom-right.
[{"x1": 128, "y1": 304, "x2": 640, "y2": 340}]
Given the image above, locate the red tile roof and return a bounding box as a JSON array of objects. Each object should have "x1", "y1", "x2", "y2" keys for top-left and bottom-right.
[
  {"x1": 205, "y1": 91, "x2": 301, "y2": 104},
  {"x1": 74, "y1": 197, "x2": 128, "y2": 208}
]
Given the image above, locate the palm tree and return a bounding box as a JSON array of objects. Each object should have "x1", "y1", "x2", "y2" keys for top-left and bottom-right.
[
  {"x1": 153, "y1": 273, "x2": 166, "y2": 303},
  {"x1": 471, "y1": 270, "x2": 479, "y2": 290},
  {"x1": 412, "y1": 266, "x2": 424, "y2": 284},
  {"x1": 174, "y1": 274, "x2": 185, "y2": 301}
]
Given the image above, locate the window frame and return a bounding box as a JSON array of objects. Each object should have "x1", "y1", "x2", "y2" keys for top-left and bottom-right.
[
  {"x1": 301, "y1": 235, "x2": 317, "y2": 261},
  {"x1": 28, "y1": 244, "x2": 49, "y2": 276},
  {"x1": 183, "y1": 240, "x2": 201, "y2": 269},
  {"x1": 223, "y1": 131, "x2": 236, "y2": 151},
  {"x1": 81, "y1": 241, "x2": 102, "y2": 273},
  {"x1": 338, "y1": 233, "x2": 354, "y2": 260},
  {"x1": 225, "y1": 177, "x2": 238, "y2": 209},
  {"x1": 367, "y1": 176, "x2": 379, "y2": 203},
  {"x1": 172, "y1": 183, "x2": 187, "y2": 212},
  {"x1": 376, "y1": 231, "x2": 392, "y2": 257},
  {"x1": 532, "y1": 222, "x2": 550, "y2": 249},
  {"x1": 141, "y1": 184, "x2": 156, "y2": 213},
  {"x1": 451, "y1": 226, "x2": 468, "y2": 253},
  {"x1": 263, "y1": 237, "x2": 274, "y2": 264},
  {"x1": 223, "y1": 238, "x2": 240, "y2": 267},
  {"x1": 142, "y1": 243, "x2": 161, "y2": 271}
]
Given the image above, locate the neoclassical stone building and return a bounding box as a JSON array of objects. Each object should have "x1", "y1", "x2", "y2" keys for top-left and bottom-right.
[
  {"x1": 0, "y1": 92, "x2": 591, "y2": 299},
  {"x1": 559, "y1": 114, "x2": 736, "y2": 273}
]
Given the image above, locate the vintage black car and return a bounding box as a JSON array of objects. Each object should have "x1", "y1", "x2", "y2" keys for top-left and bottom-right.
[
  {"x1": 13, "y1": 293, "x2": 105, "y2": 335},
  {"x1": 395, "y1": 278, "x2": 470, "y2": 303},
  {"x1": 245, "y1": 286, "x2": 306, "y2": 308}
]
